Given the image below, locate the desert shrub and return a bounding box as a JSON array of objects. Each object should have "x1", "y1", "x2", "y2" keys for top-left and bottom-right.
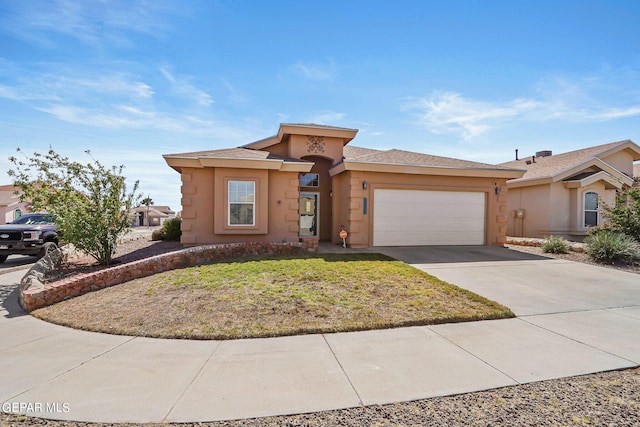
[
  {"x1": 602, "y1": 188, "x2": 640, "y2": 242},
  {"x1": 162, "y1": 217, "x2": 182, "y2": 241},
  {"x1": 585, "y1": 230, "x2": 640, "y2": 263},
  {"x1": 542, "y1": 235, "x2": 570, "y2": 254}
]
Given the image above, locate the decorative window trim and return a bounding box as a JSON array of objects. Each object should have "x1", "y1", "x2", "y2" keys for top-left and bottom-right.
[
  {"x1": 228, "y1": 180, "x2": 256, "y2": 226},
  {"x1": 299, "y1": 173, "x2": 320, "y2": 188}
]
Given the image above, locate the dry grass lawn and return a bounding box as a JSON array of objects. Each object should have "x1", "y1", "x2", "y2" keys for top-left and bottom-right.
[{"x1": 33, "y1": 253, "x2": 513, "y2": 339}]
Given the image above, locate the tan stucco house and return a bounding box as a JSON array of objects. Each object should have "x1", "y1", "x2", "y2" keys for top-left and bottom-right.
[
  {"x1": 500, "y1": 140, "x2": 640, "y2": 239},
  {"x1": 129, "y1": 205, "x2": 177, "y2": 227},
  {"x1": 0, "y1": 185, "x2": 29, "y2": 225},
  {"x1": 163, "y1": 123, "x2": 524, "y2": 248}
]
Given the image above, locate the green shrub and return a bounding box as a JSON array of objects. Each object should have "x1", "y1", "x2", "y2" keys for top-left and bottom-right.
[
  {"x1": 162, "y1": 217, "x2": 182, "y2": 241},
  {"x1": 602, "y1": 188, "x2": 640, "y2": 242},
  {"x1": 585, "y1": 230, "x2": 640, "y2": 263},
  {"x1": 542, "y1": 235, "x2": 570, "y2": 254}
]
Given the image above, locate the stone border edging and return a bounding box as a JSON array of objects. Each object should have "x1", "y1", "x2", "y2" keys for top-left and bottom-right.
[
  {"x1": 20, "y1": 242, "x2": 306, "y2": 312},
  {"x1": 506, "y1": 236, "x2": 585, "y2": 253}
]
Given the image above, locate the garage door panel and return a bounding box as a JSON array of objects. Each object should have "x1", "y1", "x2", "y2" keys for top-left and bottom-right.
[{"x1": 373, "y1": 189, "x2": 485, "y2": 246}]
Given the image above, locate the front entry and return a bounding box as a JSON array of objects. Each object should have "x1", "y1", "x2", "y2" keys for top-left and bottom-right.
[{"x1": 299, "y1": 192, "x2": 319, "y2": 237}]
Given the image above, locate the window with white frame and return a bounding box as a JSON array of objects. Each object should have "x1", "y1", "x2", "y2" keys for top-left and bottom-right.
[
  {"x1": 299, "y1": 173, "x2": 319, "y2": 187},
  {"x1": 228, "y1": 180, "x2": 255, "y2": 226},
  {"x1": 584, "y1": 191, "x2": 599, "y2": 227}
]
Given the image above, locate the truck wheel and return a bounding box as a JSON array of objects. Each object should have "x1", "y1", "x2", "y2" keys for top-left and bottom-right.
[
  {"x1": 0, "y1": 255, "x2": 7, "y2": 264},
  {"x1": 36, "y1": 242, "x2": 58, "y2": 260}
]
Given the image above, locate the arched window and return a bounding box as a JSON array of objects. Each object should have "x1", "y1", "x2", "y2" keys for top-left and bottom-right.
[
  {"x1": 13, "y1": 209, "x2": 22, "y2": 221},
  {"x1": 584, "y1": 192, "x2": 598, "y2": 227}
]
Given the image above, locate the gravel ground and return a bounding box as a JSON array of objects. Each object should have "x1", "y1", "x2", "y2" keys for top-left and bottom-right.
[
  {"x1": 2, "y1": 236, "x2": 638, "y2": 426},
  {"x1": 506, "y1": 244, "x2": 640, "y2": 275}
]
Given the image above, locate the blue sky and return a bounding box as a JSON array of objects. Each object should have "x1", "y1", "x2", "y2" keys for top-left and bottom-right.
[{"x1": 1, "y1": 0, "x2": 640, "y2": 211}]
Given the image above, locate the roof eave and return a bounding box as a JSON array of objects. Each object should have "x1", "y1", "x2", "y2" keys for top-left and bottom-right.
[
  {"x1": 244, "y1": 123, "x2": 359, "y2": 150},
  {"x1": 553, "y1": 158, "x2": 633, "y2": 185},
  {"x1": 163, "y1": 154, "x2": 313, "y2": 173},
  {"x1": 330, "y1": 160, "x2": 525, "y2": 178},
  {"x1": 595, "y1": 139, "x2": 640, "y2": 162},
  {"x1": 563, "y1": 171, "x2": 626, "y2": 190}
]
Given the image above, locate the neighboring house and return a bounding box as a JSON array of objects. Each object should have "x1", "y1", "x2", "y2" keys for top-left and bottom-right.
[
  {"x1": 500, "y1": 140, "x2": 640, "y2": 239},
  {"x1": 163, "y1": 123, "x2": 524, "y2": 248},
  {"x1": 0, "y1": 185, "x2": 29, "y2": 225},
  {"x1": 129, "y1": 205, "x2": 176, "y2": 227}
]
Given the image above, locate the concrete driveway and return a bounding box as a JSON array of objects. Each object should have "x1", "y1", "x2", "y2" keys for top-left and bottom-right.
[{"x1": 372, "y1": 245, "x2": 640, "y2": 316}]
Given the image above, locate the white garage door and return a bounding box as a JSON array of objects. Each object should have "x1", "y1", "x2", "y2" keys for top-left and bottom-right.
[{"x1": 373, "y1": 189, "x2": 486, "y2": 246}]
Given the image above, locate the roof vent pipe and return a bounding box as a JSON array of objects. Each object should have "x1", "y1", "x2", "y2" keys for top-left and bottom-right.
[
  {"x1": 532, "y1": 156, "x2": 536, "y2": 163},
  {"x1": 515, "y1": 149, "x2": 519, "y2": 161}
]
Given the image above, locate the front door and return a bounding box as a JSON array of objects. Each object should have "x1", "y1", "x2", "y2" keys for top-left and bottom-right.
[{"x1": 299, "y1": 192, "x2": 319, "y2": 237}]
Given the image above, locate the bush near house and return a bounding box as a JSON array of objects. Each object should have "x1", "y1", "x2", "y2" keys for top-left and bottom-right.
[
  {"x1": 542, "y1": 235, "x2": 570, "y2": 254},
  {"x1": 162, "y1": 217, "x2": 181, "y2": 241},
  {"x1": 603, "y1": 188, "x2": 640, "y2": 242},
  {"x1": 8, "y1": 149, "x2": 139, "y2": 265},
  {"x1": 584, "y1": 229, "x2": 640, "y2": 263}
]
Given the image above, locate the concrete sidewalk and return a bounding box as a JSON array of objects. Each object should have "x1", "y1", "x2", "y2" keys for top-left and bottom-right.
[{"x1": 1, "y1": 250, "x2": 640, "y2": 423}]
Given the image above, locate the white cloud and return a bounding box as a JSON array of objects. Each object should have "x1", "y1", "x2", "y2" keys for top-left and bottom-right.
[
  {"x1": 309, "y1": 111, "x2": 345, "y2": 124},
  {"x1": 0, "y1": 0, "x2": 176, "y2": 48},
  {"x1": 595, "y1": 106, "x2": 640, "y2": 120},
  {"x1": 277, "y1": 113, "x2": 290, "y2": 122},
  {"x1": 76, "y1": 75, "x2": 154, "y2": 98},
  {"x1": 36, "y1": 103, "x2": 244, "y2": 139},
  {"x1": 405, "y1": 74, "x2": 640, "y2": 140},
  {"x1": 292, "y1": 60, "x2": 335, "y2": 81},
  {"x1": 0, "y1": 72, "x2": 153, "y2": 103},
  {"x1": 160, "y1": 66, "x2": 213, "y2": 107},
  {"x1": 404, "y1": 92, "x2": 539, "y2": 140}
]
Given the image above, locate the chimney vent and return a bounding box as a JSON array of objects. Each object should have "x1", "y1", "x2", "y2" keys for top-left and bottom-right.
[{"x1": 535, "y1": 150, "x2": 552, "y2": 158}]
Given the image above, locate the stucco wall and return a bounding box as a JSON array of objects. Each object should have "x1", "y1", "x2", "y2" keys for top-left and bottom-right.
[
  {"x1": 507, "y1": 181, "x2": 616, "y2": 239},
  {"x1": 549, "y1": 183, "x2": 572, "y2": 232},
  {"x1": 602, "y1": 150, "x2": 634, "y2": 177},
  {"x1": 179, "y1": 167, "x2": 300, "y2": 246},
  {"x1": 288, "y1": 135, "x2": 344, "y2": 163},
  {"x1": 331, "y1": 172, "x2": 352, "y2": 245},
  {"x1": 338, "y1": 172, "x2": 509, "y2": 247},
  {"x1": 506, "y1": 184, "x2": 550, "y2": 238}
]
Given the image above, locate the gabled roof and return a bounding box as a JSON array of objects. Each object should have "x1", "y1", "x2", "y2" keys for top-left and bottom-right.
[
  {"x1": 501, "y1": 140, "x2": 640, "y2": 188},
  {"x1": 244, "y1": 123, "x2": 358, "y2": 150}
]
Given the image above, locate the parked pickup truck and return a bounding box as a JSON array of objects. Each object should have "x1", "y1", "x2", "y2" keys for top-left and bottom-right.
[{"x1": 0, "y1": 213, "x2": 59, "y2": 263}]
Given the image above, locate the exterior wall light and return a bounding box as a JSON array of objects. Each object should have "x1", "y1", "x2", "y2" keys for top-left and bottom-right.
[{"x1": 362, "y1": 181, "x2": 368, "y2": 190}]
